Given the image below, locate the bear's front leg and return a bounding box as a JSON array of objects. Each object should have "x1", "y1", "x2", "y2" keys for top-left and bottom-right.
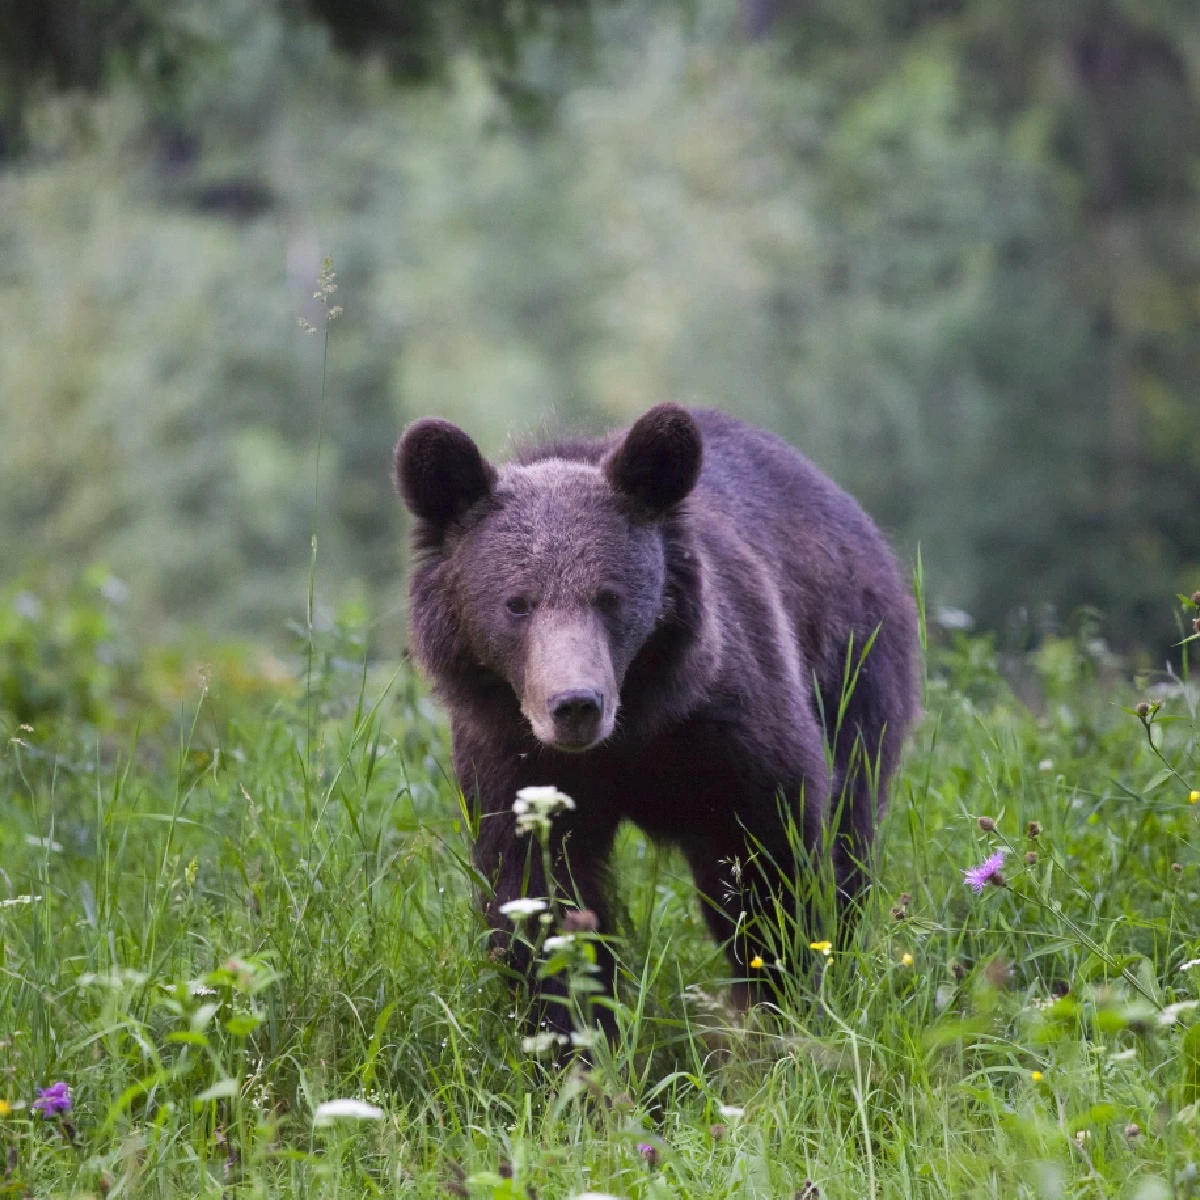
[{"x1": 473, "y1": 788, "x2": 620, "y2": 1048}]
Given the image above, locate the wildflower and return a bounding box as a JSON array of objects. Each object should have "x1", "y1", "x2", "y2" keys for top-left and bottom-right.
[
  {"x1": 543, "y1": 934, "x2": 576, "y2": 953},
  {"x1": 33, "y1": 1082, "x2": 71, "y2": 1116},
  {"x1": 1026, "y1": 821, "x2": 1042, "y2": 839},
  {"x1": 0, "y1": 1099, "x2": 11, "y2": 1116},
  {"x1": 1074, "y1": 1129, "x2": 1090, "y2": 1145},
  {"x1": 1157, "y1": 1000, "x2": 1199, "y2": 1026},
  {"x1": 521, "y1": 1031, "x2": 567, "y2": 1056},
  {"x1": 1193, "y1": 591, "x2": 1200, "y2": 606},
  {"x1": 749, "y1": 955, "x2": 764, "y2": 970},
  {"x1": 1179, "y1": 958, "x2": 1200, "y2": 973},
  {"x1": 1190, "y1": 791, "x2": 1199, "y2": 805},
  {"x1": 983, "y1": 956, "x2": 1013, "y2": 989},
  {"x1": 718, "y1": 1104, "x2": 745, "y2": 1119},
  {"x1": 963, "y1": 849, "x2": 1007, "y2": 893},
  {"x1": 977, "y1": 815, "x2": 996, "y2": 832},
  {"x1": 1030, "y1": 1070, "x2": 1043, "y2": 1082},
  {"x1": 809, "y1": 940, "x2": 833, "y2": 957},
  {"x1": 1037, "y1": 759, "x2": 1054, "y2": 772},
  {"x1": 498, "y1": 898, "x2": 548, "y2": 919},
  {"x1": 709, "y1": 1123, "x2": 727, "y2": 1140},
  {"x1": 562, "y1": 908, "x2": 598, "y2": 933},
  {"x1": 900, "y1": 952, "x2": 913, "y2": 967},
  {"x1": 513, "y1": 786, "x2": 575, "y2": 836},
  {"x1": 1025, "y1": 851, "x2": 1039, "y2": 866},
  {"x1": 1172, "y1": 862, "x2": 1183, "y2": 874},
  {"x1": 637, "y1": 1142, "x2": 660, "y2": 1168},
  {"x1": 313, "y1": 1098, "x2": 385, "y2": 1124},
  {"x1": 24, "y1": 836, "x2": 62, "y2": 852},
  {"x1": 1124, "y1": 1123, "x2": 1141, "y2": 1139},
  {"x1": 1136, "y1": 701, "x2": 1152, "y2": 718}
]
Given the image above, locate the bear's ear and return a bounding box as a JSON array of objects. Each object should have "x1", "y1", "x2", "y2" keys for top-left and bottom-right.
[
  {"x1": 394, "y1": 418, "x2": 497, "y2": 529},
  {"x1": 604, "y1": 403, "x2": 702, "y2": 515}
]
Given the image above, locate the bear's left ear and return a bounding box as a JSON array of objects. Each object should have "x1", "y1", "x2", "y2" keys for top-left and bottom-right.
[
  {"x1": 394, "y1": 418, "x2": 497, "y2": 530},
  {"x1": 604, "y1": 403, "x2": 702, "y2": 516}
]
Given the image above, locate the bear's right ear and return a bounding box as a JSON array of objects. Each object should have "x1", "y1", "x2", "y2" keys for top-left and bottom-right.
[{"x1": 394, "y1": 418, "x2": 497, "y2": 529}]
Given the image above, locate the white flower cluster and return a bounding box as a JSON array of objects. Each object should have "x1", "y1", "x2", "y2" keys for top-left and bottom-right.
[
  {"x1": 498, "y1": 898, "x2": 548, "y2": 920},
  {"x1": 513, "y1": 786, "x2": 575, "y2": 837}
]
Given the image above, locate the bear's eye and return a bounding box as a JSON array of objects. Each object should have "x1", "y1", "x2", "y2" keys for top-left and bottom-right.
[
  {"x1": 505, "y1": 596, "x2": 534, "y2": 619},
  {"x1": 595, "y1": 589, "x2": 621, "y2": 616}
]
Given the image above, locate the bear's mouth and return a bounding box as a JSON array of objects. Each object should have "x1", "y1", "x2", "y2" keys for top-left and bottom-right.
[{"x1": 548, "y1": 732, "x2": 606, "y2": 754}]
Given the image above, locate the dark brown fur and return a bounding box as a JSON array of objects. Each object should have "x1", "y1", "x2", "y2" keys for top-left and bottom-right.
[{"x1": 394, "y1": 405, "x2": 920, "y2": 1038}]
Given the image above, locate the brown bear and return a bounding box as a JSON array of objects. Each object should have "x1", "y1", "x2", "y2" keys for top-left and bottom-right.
[{"x1": 394, "y1": 404, "x2": 920, "y2": 1038}]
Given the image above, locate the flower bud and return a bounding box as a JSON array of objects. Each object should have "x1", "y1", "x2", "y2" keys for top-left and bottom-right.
[
  {"x1": 978, "y1": 816, "x2": 996, "y2": 832},
  {"x1": 1136, "y1": 701, "x2": 1151, "y2": 718},
  {"x1": 1026, "y1": 820, "x2": 1042, "y2": 839},
  {"x1": 1025, "y1": 851, "x2": 1039, "y2": 865}
]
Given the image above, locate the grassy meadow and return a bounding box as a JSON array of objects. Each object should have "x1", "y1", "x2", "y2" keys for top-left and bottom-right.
[{"x1": 2, "y1": 582, "x2": 1200, "y2": 1199}]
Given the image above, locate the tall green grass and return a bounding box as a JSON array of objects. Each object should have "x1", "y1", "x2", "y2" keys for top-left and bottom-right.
[{"x1": 1, "y1": 604, "x2": 1199, "y2": 1198}]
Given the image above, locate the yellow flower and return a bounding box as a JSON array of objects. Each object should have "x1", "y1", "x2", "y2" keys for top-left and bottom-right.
[
  {"x1": 809, "y1": 940, "x2": 833, "y2": 957},
  {"x1": 749, "y1": 955, "x2": 764, "y2": 970},
  {"x1": 0, "y1": 1099, "x2": 10, "y2": 1116},
  {"x1": 1189, "y1": 790, "x2": 1199, "y2": 804},
  {"x1": 901, "y1": 952, "x2": 914, "y2": 967},
  {"x1": 1031, "y1": 1070, "x2": 1043, "y2": 1082}
]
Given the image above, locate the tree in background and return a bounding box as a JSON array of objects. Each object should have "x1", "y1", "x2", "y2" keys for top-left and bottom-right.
[{"x1": 1, "y1": 0, "x2": 1197, "y2": 657}]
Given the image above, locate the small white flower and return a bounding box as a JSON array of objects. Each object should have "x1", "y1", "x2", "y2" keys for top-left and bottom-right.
[
  {"x1": 313, "y1": 1099, "x2": 385, "y2": 1124},
  {"x1": 1158, "y1": 1000, "x2": 1199, "y2": 1026},
  {"x1": 499, "y1": 898, "x2": 549, "y2": 919},
  {"x1": 0, "y1": 895, "x2": 41, "y2": 907},
  {"x1": 543, "y1": 935, "x2": 576, "y2": 952},
  {"x1": 521, "y1": 1031, "x2": 567, "y2": 1056},
  {"x1": 1109, "y1": 1048, "x2": 1137, "y2": 1061},
  {"x1": 718, "y1": 1104, "x2": 745, "y2": 1119},
  {"x1": 513, "y1": 787, "x2": 575, "y2": 834},
  {"x1": 1179, "y1": 958, "x2": 1200, "y2": 973},
  {"x1": 515, "y1": 785, "x2": 575, "y2": 811},
  {"x1": 25, "y1": 835, "x2": 62, "y2": 852},
  {"x1": 1038, "y1": 759, "x2": 1054, "y2": 772},
  {"x1": 570, "y1": 1030, "x2": 598, "y2": 1048}
]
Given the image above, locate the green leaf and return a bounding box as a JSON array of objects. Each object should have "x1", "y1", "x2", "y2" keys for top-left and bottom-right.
[
  {"x1": 195, "y1": 1078, "x2": 239, "y2": 1103},
  {"x1": 225, "y1": 1012, "x2": 263, "y2": 1037},
  {"x1": 1183, "y1": 1022, "x2": 1200, "y2": 1107}
]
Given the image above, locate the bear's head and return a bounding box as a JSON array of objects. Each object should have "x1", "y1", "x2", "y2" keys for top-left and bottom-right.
[{"x1": 395, "y1": 404, "x2": 703, "y2": 752}]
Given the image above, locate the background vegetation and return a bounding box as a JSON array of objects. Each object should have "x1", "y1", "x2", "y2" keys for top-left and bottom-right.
[{"x1": 2, "y1": 0, "x2": 1199, "y2": 655}]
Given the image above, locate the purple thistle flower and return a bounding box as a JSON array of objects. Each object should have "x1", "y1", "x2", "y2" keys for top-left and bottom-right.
[
  {"x1": 963, "y1": 850, "x2": 1007, "y2": 893},
  {"x1": 33, "y1": 1082, "x2": 71, "y2": 1116},
  {"x1": 638, "y1": 1141, "x2": 660, "y2": 1167}
]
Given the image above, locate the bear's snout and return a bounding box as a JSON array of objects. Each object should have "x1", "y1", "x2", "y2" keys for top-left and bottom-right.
[
  {"x1": 547, "y1": 688, "x2": 605, "y2": 750},
  {"x1": 521, "y1": 611, "x2": 617, "y2": 751}
]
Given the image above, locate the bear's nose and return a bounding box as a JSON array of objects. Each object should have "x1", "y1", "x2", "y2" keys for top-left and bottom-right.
[{"x1": 547, "y1": 689, "x2": 604, "y2": 748}]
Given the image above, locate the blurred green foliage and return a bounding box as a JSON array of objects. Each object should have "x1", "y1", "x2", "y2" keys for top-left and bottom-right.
[
  {"x1": 1, "y1": 0, "x2": 1198, "y2": 655},
  {"x1": 0, "y1": 568, "x2": 141, "y2": 726}
]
